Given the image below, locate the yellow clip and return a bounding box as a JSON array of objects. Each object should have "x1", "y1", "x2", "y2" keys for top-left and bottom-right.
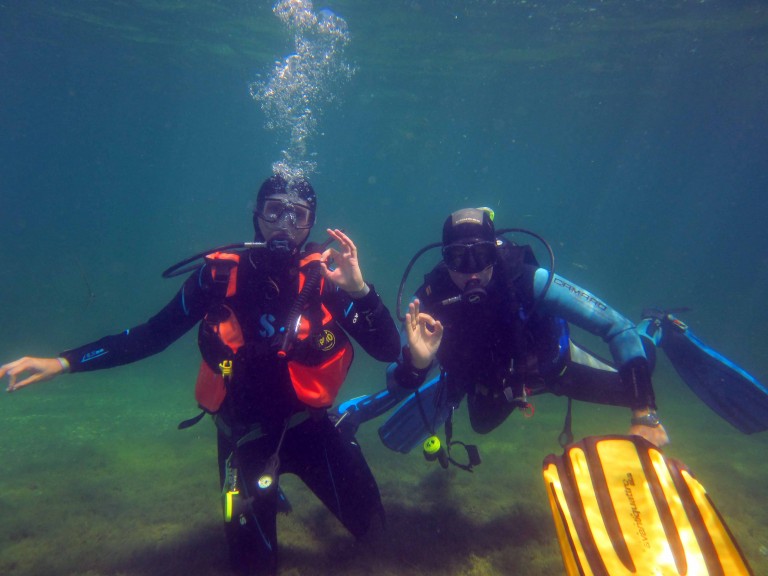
[
  {"x1": 223, "y1": 490, "x2": 239, "y2": 522},
  {"x1": 219, "y1": 360, "x2": 233, "y2": 378}
]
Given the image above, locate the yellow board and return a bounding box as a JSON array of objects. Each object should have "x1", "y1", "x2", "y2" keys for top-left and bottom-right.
[{"x1": 542, "y1": 435, "x2": 753, "y2": 576}]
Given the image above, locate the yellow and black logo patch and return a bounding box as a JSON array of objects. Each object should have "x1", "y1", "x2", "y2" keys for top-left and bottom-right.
[{"x1": 314, "y1": 329, "x2": 336, "y2": 352}]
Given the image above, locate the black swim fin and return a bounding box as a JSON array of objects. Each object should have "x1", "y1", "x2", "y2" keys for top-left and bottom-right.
[
  {"x1": 639, "y1": 310, "x2": 768, "y2": 434},
  {"x1": 543, "y1": 435, "x2": 753, "y2": 576}
]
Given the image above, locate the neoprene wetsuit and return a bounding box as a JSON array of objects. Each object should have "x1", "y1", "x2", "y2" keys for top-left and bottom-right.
[
  {"x1": 391, "y1": 241, "x2": 656, "y2": 435},
  {"x1": 60, "y1": 247, "x2": 400, "y2": 575}
]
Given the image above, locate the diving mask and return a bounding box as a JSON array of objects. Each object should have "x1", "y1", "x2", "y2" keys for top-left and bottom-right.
[
  {"x1": 258, "y1": 198, "x2": 314, "y2": 229},
  {"x1": 442, "y1": 241, "x2": 497, "y2": 274}
]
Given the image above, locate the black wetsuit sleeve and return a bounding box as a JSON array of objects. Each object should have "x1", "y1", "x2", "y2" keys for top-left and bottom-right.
[
  {"x1": 327, "y1": 283, "x2": 400, "y2": 362},
  {"x1": 60, "y1": 271, "x2": 210, "y2": 373},
  {"x1": 391, "y1": 345, "x2": 433, "y2": 390}
]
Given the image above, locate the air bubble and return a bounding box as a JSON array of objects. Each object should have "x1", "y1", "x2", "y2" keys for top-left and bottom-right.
[{"x1": 251, "y1": 0, "x2": 354, "y2": 182}]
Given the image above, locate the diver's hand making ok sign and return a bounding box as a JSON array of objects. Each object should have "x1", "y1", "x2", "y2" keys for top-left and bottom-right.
[
  {"x1": 405, "y1": 299, "x2": 443, "y2": 370},
  {"x1": 320, "y1": 228, "x2": 369, "y2": 297}
]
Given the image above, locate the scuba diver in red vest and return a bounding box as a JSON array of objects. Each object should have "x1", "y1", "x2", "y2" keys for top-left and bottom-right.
[
  {"x1": 1, "y1": 174, "x2": 401, "y2": 575},
  {"x1": 336, "y1": 207, "x2": 670, "y2": 471}
]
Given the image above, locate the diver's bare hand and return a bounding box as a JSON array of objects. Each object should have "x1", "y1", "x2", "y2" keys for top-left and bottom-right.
[
  {"x1": 405, "y1": 299, "x2": 443, "y2": 369},
  {"x1": 320, "y1": 229, "x2": 367, "y2": 295},
  {"x1": 1, "y1": 356, "x2": 68, "y2": 392}
]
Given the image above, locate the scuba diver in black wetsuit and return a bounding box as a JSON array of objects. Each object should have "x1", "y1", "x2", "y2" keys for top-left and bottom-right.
[
  {"x1": 337, "y1": 207, "x2": 669, "y2": 469},
  {"x1": 1, "y1": 174, "x2": 401, "y2": 576}
]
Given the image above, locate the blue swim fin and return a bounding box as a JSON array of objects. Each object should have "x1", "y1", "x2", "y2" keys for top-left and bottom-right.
[
  {"x1": 640, "y1": 310, "x2": 768, "y2": 434},
  {"x1": 334, "y1": 385, "x2": 413, "y2": 432},
  {"x1": 377, "y1": 375, "x2": 451, "y2": 454}
]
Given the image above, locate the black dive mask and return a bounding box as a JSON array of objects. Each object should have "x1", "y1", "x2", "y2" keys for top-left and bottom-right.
[{"x1": 442, "y1": 241, "x2": 497, "y2": 274}]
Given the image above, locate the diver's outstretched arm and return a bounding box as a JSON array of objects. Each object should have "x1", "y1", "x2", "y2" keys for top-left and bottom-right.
[{"x1": 1, "y1": 356, "x2": 70, "y2": 392}]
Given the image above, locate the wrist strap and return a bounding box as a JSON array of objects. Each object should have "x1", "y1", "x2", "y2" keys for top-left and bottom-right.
[
  {"x1": 347, "y1": 284, "x2": 370, "y2": 299},
  {"x1": 57, "y1": 357, "x2": 70, "y2": 373},
  {"x1": 631, "y1": 412, "x2": 661, "y2": 428}
]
